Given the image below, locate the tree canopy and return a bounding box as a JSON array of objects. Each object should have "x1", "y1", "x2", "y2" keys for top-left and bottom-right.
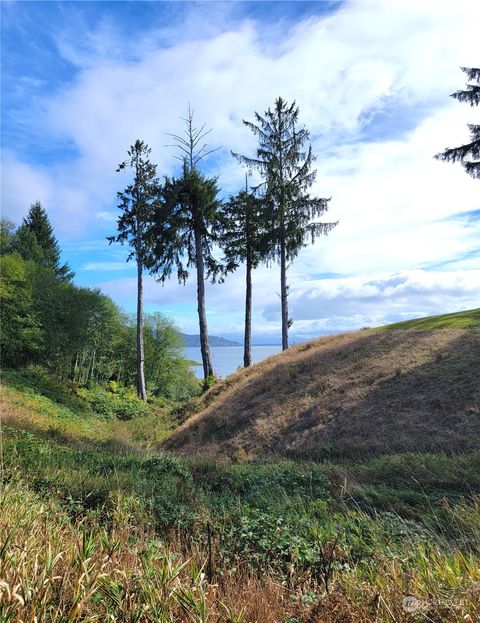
[{"x1": 14, "y1": 201, "x2": 74, "y2": 281}]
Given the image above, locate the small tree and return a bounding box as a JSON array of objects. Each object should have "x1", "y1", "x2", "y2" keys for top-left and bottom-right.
[
  {"x1": 147, "y1": 108, "x2": 223, "y2": 381},
  {"x1": 218, "y1": 174, "x2": 264, "y2": 367},
  {"x1": 234, "y1": 97, "x2": 337, "y2": 349},
  {"x1": 14, "y1": 201, "x2": 74, "y2": 281},
  {"x1": 435, "y1": 67, "x2": 480, "y2": 178},
  {"x1": 109, "y1": 140, "x2": 159, "y2": 400}
]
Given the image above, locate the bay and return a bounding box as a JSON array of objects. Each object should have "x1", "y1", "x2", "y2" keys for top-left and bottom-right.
[{"x1": 184, "y1": 345, "x2": 282, "y2": 378}]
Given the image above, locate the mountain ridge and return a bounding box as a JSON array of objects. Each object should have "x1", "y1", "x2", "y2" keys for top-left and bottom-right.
[{"x1": 180, "y1": 333, "x2": 240, "y2": 347}]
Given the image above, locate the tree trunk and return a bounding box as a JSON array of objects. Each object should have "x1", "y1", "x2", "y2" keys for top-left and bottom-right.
[
  {"x1": 136, "y1": 257, "x2": 147, "y2": 401},
  {"x1": 194, "y1": 229, "x2": 214, "y2": 379},
  {"x1": 89, "y1": 348, "x2": 96, "y2": 382},
  {"x1": 244, "y1": 257, "x2": 252, "y2": 367},
  {"x1": 72, "y1": 350, "x2": 79, "y2": 383},
  {"x1": 280, "y1": 236, "x2": 289, "y2": 350}
]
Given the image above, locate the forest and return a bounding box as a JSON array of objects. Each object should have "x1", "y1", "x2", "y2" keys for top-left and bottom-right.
[{"x1": 0, "y1": 202, "x2": 199, "y2": 403}]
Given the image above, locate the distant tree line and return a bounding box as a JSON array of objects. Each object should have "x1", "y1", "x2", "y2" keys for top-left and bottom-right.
[
  {"x1": 0, "y1": 203, "x2": 198, "y2": 401},
  {"x1": 111, "y1": 97, "x2": 337, "y2": 398}
]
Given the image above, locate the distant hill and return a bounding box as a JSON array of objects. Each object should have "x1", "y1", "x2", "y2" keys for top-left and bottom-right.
[
  {"x1": 180, "y1": 333, "x2": 240, "y2": 347},
  {"x1": 165, "y1": 308, "x2": 480, "y2": 460}
]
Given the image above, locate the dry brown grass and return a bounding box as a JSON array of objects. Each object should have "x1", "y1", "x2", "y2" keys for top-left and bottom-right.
[
  {"x1": 164, "y1": 327, "x2": 480, "y2": 459},
  {"x1": 2, "y1": 478, "x2": 479, "y2": 622}
]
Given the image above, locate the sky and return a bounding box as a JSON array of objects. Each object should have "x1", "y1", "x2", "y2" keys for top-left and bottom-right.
[{"x1": 2, "y1": 0, "x2": 479, "y2": 344}]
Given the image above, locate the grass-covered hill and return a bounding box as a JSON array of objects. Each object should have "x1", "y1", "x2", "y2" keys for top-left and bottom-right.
[{"x1": 165, "y1": 308, "x2": 480, "y2": 460}]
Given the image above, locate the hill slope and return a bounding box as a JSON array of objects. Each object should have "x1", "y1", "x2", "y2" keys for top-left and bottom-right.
[{"x1": 164, "y1": 309, "x2": 480, "y2": 459}]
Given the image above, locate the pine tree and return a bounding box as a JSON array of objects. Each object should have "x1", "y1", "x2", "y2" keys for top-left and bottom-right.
[
  {"x1": 108, "y1": 140, "x2": 159, "y2": 401},
  {"x1": 234, "y1": 97, "x2": 337, "y2": 349},
  {"x1": 147, "y1": 107, "x2": 223, "y2": 381},
  {"x1": 15, "y1": 201, "x2": 74, "y2": 281},
  {"x1": 435, "y1": 67, "x2": 480, "y2": 178},
  {"x1": 218, "y1": 174, "x2": 264, "y2": 367}
]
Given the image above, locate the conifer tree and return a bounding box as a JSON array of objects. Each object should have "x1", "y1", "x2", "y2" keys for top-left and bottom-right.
[
  {"x1": 218, "y1": 174, "x2": 263, "y2": 367},
  {"x1": 109, "y1": 140, "x2": 159, "y2": 401},
  {"x1": 234, "y1": 97, "x2": 337, "y2": 349},
  {"x1": 147, "y1": 108, "x2": 222, "y2": 381},
  {"x1": 15, "y1": 201, "x2": 73, "y2": 281},
  {"x1": 436, "y1": 67, "x2": 480, "y2": 178}
]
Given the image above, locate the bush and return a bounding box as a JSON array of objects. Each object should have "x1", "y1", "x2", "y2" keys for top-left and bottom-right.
[
  {"x1": 114, "y1": 398, "x2": 147, "y2": 421},
  {"x1": 76, "y1": 385, "x2": 147, "y2": 421}
]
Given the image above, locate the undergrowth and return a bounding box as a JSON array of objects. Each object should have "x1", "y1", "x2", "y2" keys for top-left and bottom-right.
[{"x1": 1, "y1": 366, "x2": 480, "y2": 621}]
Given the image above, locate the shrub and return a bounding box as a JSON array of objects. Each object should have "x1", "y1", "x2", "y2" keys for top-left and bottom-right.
[
  {"x1": 76, "y1": 385, "x2": 147, "y2": 420},
  {"x1": 114, "y1": 398, "x2": 147, "y2": 421}
]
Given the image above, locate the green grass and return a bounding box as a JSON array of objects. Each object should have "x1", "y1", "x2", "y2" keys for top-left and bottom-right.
[
  {"x1": 2, "y1": 365, "x2": 480, "y2": 621},
  {"x1": 0, "y1": 366, "x2": 176, "y2": 448},
  {"x1": 376, "y1": 307, "x2": 480, "y2": 331}
]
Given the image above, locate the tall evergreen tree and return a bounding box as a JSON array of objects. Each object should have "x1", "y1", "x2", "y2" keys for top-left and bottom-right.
[
  {"x1": 234, "y1": 97, "x2": 337, "y2": 349},
  {"x1": 109, "y1": 140, "x2": 159, "y2": 401},
  {"x1": 147, "y1": 108, "x2": 222, "y2": 381},
  {"x1": 435, "y1": 67, "x2": 480, "y2": 178},
  {"x1": 14, "y1": 201, "x2": 73, "y2": 281},
  {"x1": 148, "y1": 167, "x2": 224, "y2": 381},
  {"x1": 218, "y1": 174, "x2": 264, "y2": 367}
]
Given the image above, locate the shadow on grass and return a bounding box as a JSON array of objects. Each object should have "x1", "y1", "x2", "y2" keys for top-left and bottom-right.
[{"x1": 165, "y1": 328, "x2": 480, "y2": 461}]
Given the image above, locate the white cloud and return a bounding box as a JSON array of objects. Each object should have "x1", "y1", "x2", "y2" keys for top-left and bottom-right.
[
  {"x1": 81, "y1": 261, "x2": 135, "y2": 272},
  {"x1": 2, "y1": 0, "x2": 479, "y2": 335}
]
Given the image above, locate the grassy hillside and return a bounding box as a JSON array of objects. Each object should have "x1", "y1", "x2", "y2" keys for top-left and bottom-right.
[
  {"x1": 376, "y1": 307, "x2": 480, "y2": 331},
  {"x1": 165, "y1": 309, "x2": 480, "y2": 460}
]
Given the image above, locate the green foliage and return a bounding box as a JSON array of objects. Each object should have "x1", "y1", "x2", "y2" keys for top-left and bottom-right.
[
  {"x1": 4, "y1": 415, "x2": 480, "y2": 580},
  {"x1": 2, "y1": 372, "x2": 480, "y2": 622},
  {"x1": 144, "y1": 313, "x2": 201, "y2": 401},
  {"x1": 233, "y1": 97, "x2": 337, "y2": 347},
  {"x1": 2, "y1": 366, "x2": 88, "y2": 413},
  {"x1": 217, "y1": 180, "x2": 264, "y2": 271},
  {"x1": 0, "y1": 218, "x2": 15, "y2": 252},
  {"x1": 14, "y1": 201, "x2": 74, "y2": 280},
  {"x1": 148, "y1": 166, "x2": 225, "y2": 283},
  {"x1": 435, "y1": 66, "x2": 480, "y2": 178},
  {"x1": 146, "y1": 108, "x2": 224, "y2": 380},
  {"x1": 235, "y1": 97, "x2": 337, "y2": 264},
  {"x1": 0, "y1": 253, "x2": 43, "y2": 366},
  {"x1": 202, "y1": 373, "x2": 216, "y2": 392},
  {"x1": 76, "y1": 386, "x2": 148, "y2": 420},
  {"x1": 2, "y1": 203, "x2": 198, "y2": 400},
  {"x1": 109, "y1": 140, "x2": 159, "y2": 261}
]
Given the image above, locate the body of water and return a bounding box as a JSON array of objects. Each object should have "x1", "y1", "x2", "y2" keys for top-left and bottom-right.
[{"x1": 184, "y1": 345, "x2": 282, "y2": 378}]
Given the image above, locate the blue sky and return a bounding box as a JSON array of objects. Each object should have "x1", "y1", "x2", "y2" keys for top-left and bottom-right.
[{"x1": 2, "y1": 0, "x2": 479, "y2": 343}]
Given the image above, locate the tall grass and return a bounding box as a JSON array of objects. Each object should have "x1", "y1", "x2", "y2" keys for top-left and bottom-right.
[
  {"x1": 1, "y1": 475, "x2": 479, "y2": 622},
  {"x1": 1, "y1": 369, "x2": 480, "y2": 621}
]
